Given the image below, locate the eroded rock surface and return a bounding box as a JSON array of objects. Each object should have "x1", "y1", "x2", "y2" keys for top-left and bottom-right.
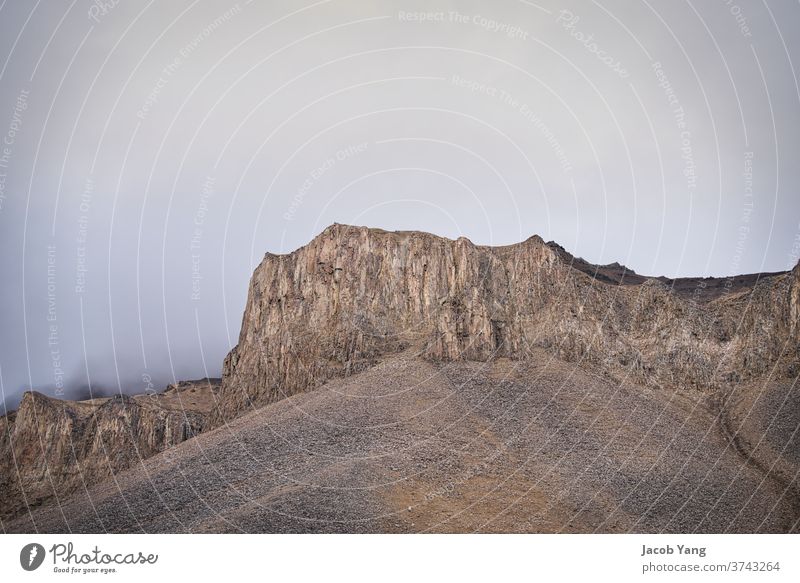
[
  {"x1": 0, "y1": 379, "x2": 220, "y2": 521},
  {"x1": 4, "y1": 224, "x2": 798, "y2": 532},
  {"x1": 216, "y1": 224, "x2": 798, "y2": 424}
]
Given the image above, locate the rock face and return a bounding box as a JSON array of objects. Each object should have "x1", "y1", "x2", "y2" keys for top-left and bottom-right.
[
  {"x1": 3, "y1": 224, "x2": 798, "y2": 533},
  {"x1": 0, "y1": 379, "x2": 220, "y2": 521},
  {"x1": 215, "y1": 224, "x2": 799, "y2": 424}
]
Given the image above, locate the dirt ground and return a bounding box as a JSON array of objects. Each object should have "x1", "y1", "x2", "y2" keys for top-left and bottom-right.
[{"x1": 4, "y1": 349, "x2": 798, "y2": 533}]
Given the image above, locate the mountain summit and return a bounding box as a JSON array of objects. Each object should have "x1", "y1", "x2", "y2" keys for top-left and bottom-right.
[
  {"x1": 216, "y1": 223, "x2": 798, "y2": 423},
  {"x1": 3, "y1": 224, "x2": 798, "y2": 532}
]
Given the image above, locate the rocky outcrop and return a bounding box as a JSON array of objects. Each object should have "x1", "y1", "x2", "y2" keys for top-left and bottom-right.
[
  {"x1": 10, "y1": 225, "x2": 790, "y2": 516},
  {"x1": 0, "y1": 378, "x2": 220, "y2": 521},
  {"x1": 215, "y1": 224, "x2": 798, "y2": 424},
  {"x1": 3, "y1": 224, "x2": 797, "y2": 533}
]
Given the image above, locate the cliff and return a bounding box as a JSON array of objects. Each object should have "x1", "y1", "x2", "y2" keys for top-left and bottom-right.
[
  {"x1": 4, "y1": 224, "x2": 798, "y2": 533},
  {"x1": 215, "y1": 224, "x2": 799, "y2": 424},
  {"x1": 0, "y1": 378, "x2": 220, "y2": 521}
]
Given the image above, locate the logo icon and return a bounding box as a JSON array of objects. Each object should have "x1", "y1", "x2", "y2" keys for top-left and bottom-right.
[{"x1": 20, "y1": 543, "x2": 45, "y2": 571}]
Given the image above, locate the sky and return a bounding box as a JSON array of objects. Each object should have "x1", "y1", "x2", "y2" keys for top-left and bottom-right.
[{"x1": 1, "y1": 0, "x2": 799, "y2": 411}]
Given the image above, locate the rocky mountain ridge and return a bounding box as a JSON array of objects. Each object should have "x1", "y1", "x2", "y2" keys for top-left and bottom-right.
[
  {"x1": 3, "y1": 224, "x2": 797, "y2": 528},
  {"x1": 0, "y1": 378, "x2": 220, "y2": 521},
  {"x1": 215, "y1": 223, "x2": 798, "y2": 424}
]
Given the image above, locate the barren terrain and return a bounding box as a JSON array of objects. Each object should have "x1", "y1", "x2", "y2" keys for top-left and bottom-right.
[
  {"x1": 3, "y1": 224, "x2": 797, "y2": 533},
  {"x1": 5, "y1": 349, "x2": 796, "y2": 533}
]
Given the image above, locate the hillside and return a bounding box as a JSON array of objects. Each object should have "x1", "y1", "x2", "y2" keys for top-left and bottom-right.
[
  {"x1": 2, "y1": 224, "x2": 798, "y2": 533},
  {"x1": 5, "y1": 351, "x2": 797, "y2": 533}
]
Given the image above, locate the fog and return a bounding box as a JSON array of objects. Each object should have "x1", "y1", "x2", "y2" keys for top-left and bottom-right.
[{"x1": 1, "y1": 0, "x2": 799, "y2": 412}]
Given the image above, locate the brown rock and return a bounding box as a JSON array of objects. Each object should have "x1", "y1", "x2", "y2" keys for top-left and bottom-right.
[
  {"x1": 0, "y1": 379, "x2": 220, "y2": 521},
  {"x1": 215, "y1": 224, "x2": 798, "y2": 425}
]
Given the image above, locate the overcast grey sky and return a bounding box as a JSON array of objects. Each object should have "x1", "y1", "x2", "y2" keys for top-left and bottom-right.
[{"x1": 1, "y1": 0, "x2": 799, "y2": 410}]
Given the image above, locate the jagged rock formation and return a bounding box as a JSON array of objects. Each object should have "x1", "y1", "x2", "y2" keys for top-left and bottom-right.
[
  {"x1": 4, "y1": 224, "x2": 798, "y2": 534},
  {"x1": 216, "y1": 223, "x2": 798, "y2": 424},
  {"x1": 0, "y1": 378, "x2": 220, "y2": 521}
]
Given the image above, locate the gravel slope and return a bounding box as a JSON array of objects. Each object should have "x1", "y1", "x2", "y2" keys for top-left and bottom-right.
[{"x1": 5, "y1": 349, "x2": 797, "y2": 534}]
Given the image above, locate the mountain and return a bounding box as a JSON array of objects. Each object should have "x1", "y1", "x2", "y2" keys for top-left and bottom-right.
[
  {"x1": 0, "y1": 379, "x2": 219, "y2": 522},
  {"x1": 2, "y1": 224, "x2": 798, "y2": 533},
  {"x1": 215, "y1": 223, "x2": 798, "y2": 422}
]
